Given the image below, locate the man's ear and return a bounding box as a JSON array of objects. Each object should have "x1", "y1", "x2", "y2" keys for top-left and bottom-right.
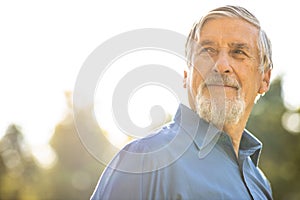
[
  {"x1": 258, "y1": 69, "x2": 271, "y2": 94},
  {"x1": 183, "y1": 70, "x2": 188, "y2": 88}
]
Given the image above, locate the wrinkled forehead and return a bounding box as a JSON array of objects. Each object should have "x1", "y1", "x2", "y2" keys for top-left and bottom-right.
[
  {"x1": 196, "y1": 17, "x2": 260, "y2": 49},
  {"x1": 195, "y1": 16, "x2": 259, "y2": 41}
]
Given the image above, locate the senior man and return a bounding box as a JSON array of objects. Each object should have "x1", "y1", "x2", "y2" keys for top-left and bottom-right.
[{"x1": 91, "y1": 5, "x2": 273, "y2": 200}]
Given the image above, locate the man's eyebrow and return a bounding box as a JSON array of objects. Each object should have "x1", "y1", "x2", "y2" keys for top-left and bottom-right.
[
  {"x1": 199, "y1": 40, "x2": 217, "y2": 46},
  {"x1": 229, "y1": 42, "x2": 250, "y2": 50}
]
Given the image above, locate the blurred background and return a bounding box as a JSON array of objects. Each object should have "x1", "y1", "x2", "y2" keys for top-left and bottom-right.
[{"x1": 1, "y1": 0, "x2": 300, "y2": 199}]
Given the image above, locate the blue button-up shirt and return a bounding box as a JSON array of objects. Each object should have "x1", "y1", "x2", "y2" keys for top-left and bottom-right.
[{"x1": 91, "y1": 104, "x2": 272, "y2": 200}]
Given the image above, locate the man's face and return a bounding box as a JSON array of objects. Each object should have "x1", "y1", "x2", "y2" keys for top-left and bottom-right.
[{"x1": 186, "y1": 17, "x2": 270, "y2": 126}]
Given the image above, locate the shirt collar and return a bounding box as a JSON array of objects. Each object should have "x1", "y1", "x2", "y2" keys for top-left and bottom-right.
[
  {"x1": 173, "y1": 103, "x2": 262, "y2": 166},
  {"x1": 239, "y1": 129, "x2": 262, "y2": 166},
  {"x1": 173, "y1": 104, "x2": 222, "y2": 159}
]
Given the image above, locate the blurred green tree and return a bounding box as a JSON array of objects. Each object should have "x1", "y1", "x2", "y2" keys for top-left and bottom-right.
[
  {"x1": 0, "y1": 124, "x2": 40, "y2": 200},
  {"x1": 46, "y1": 92, "x2": 107, "y2": 200},
  {"x1": 247, "y1": 77, "x2": 300, "y2": 200}
]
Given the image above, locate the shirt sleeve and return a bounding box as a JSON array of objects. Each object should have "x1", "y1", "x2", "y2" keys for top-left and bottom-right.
[
  {"x1": 90, "y1": 124, "x2": 178, "y2": 200},
  {"x1": 90, "y1": 140, "x2": 150, "y2": 200},
  {"x1": 90, "y1": 166, "x2": 144, "y2": 200}
]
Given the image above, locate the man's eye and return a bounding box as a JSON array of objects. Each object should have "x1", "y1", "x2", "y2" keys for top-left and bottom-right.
[
  {"x1": 198, "y1": 47, "x2": 217, "y2": 55},
  {"x1": 231, "y1": 49, "x2": 248, "y2": 59},
  {"x1": 233, "y1": 49, "x2": 245, "y2": 54}
]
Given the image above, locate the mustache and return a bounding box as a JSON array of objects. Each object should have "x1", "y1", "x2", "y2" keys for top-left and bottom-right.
[{"x1": 203, "y1": 75, "x2": 241, "y2": 90}]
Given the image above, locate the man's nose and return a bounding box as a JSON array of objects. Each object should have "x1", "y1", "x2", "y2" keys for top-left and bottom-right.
[{"x1": 212, "y1": 51, "x2": 232, "y2": 74}]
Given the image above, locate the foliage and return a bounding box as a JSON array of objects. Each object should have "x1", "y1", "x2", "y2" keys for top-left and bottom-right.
[{"x1": 247, "y1": 78, "x2": 300, "y2": 200}]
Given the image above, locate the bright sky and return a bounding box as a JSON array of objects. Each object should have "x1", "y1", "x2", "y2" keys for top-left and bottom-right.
[{"x1": 1, "y1": 0, "x2": 300, "y2": 152}]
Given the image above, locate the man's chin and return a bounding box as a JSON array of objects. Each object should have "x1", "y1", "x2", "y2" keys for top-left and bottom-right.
[{"x1": 195, "y1": 97, "x2": 245, "y2": 129}]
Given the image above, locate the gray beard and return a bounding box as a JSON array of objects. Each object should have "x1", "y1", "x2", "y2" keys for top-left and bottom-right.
[{"x1": 195, "y1": 85, "x2": 245, "y2": 128}]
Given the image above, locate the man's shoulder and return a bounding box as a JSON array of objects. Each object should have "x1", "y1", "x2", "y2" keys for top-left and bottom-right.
[
  {"x1": 123, "y1": 121, "x2": 180, "y2": 153},
  {"x1": 105, "y1": 121, "x2": 185, "y2": 173}
]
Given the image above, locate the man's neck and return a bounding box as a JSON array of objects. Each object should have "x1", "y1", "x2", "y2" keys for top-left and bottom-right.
[
  {"x1": 222, "y1": 115, "x2": 249, "y2": 158},
  {"x1": 223, "y1": 125, "x2": 244, "y2": 158}
]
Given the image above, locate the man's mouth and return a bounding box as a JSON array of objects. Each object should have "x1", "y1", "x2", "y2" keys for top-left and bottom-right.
[{"x1": 206, "y1": 84, "x2": 239, "y2": 90}]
